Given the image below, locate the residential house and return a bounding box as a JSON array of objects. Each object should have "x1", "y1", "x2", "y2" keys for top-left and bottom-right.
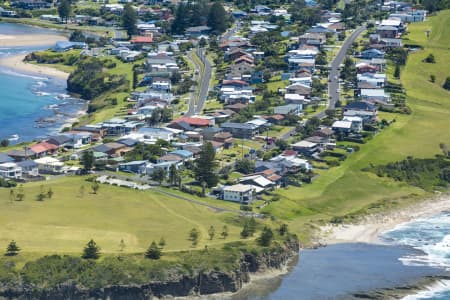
[
  {"x1": 239, "y1": 175, "x2": 274, "y2": 189},
  {"x1": 53, "y1": 41, "x2": 87, "y2": 52},
  {"x1": 152, "y1": 77, "x2": 171, "y2": 92},
  {"x1": 0, "y1": 153, "x2": 14, "y2": 164},
  {"x1": 376, "y1": 25, "x2": 398, "y2": 38},
  {"x1": 0, "y1": 162, "x2": 22, "y2": 179},
  {"x1": 343, "y1": 101, "x2": 378, "y2": 123},
  {"x1": 221, "y1": 122, "x2": 259, "y2": 139},
  {"x1": 286, "y1": 83, "x2": 312, "y2": 97},
  {"x1": 6, "y1": 149, "x2": 36, "y2": 161},
  {"x1": 92, "y1": 142, "x2": 128, "y2": 157},
  {"x1": 222, "y1": 184, "x2": 255, "y2": 204},
  {"x1": 185, "y1": 26, "x2": 211, "y2": 37},
  {"x1": 274, "y1": 104, "x2": 302, "y2": 115},
  {"x1": 360, "y1": 49, "x2": 385, "y2": 59},
  {"x1": 118, "y1": 160, "x2": 147, "y2": 173},
  {"x1": 137, "y1": 127, "x2": 175, "y2": 142},
  {"x1": 34, "y1": 157, "x2": 64, "y2": 174},
  {"x1": 357, "y1": 73, "x2": 387, "y2": 88},
  {"x1": 229, "y1": 61, "x2": 255, "y2": 77},
  {"x1": 202, "y1": 127, "x2": 224, "y2": 140},
  {"x1": 140, "y1": 161, "x2": 181, "y2": 176},
  {"x1": 130, "y1": 35, "x2": 153, "y2": 47},
  {"x1": 16, "y1": 160, "x2": 39, "y2": 177},
  {"x1": 356, "y1": 63, "x2": 378, "y2": 74},
  {"x1": 360, "y1": 88, "x2": 390, "y2": 104},
  {"x1": 291, "y1": 140, "x2": 320, "y2": 157},
  {"x1": 169, "y1": 116, "x2": 212, "y2": 130},
  {"x1": 332, "y1": 116, "x2": 363, "y2": 133},
  {"x1": 47, "y1": 135, "x2": 72, "y2": 148},
  {"x1": 29, "y1": 142, "x2": 58, "y2": 157}
]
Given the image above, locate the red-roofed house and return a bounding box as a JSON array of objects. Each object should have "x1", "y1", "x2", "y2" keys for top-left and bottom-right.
[
  {"x1": 29, "y1": 142, "x2": 58, "y2": 157},
  {"x1": 131, "y1": 35, "x2": 153, "y2": 45},
  {"x1": 170, "y1": 116, "x2": 212, "y2": 129}
]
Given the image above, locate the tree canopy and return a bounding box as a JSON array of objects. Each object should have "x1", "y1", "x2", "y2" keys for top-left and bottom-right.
[
  {"x1": 122, "y1": 4, "x2": 138, "y2": 39},
  {"x1": 194, "y1": 142, "x2": 219, "y2": 188}
]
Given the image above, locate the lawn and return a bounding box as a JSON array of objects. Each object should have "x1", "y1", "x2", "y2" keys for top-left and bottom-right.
[
  {"x1": 0, "y1": 176, "x2": 243, "y2": 255},
  {"x1": 262, "y1": 10, "x2": 450, "y2": 242}
]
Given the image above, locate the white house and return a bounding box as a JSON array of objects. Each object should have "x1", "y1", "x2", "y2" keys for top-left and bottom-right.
[
  {"x1": 0, "y1": 162, "x2": 22, "y2": 179},
  {"x1": 222, "y1": 184, "x2": 255, "y2": 204}
]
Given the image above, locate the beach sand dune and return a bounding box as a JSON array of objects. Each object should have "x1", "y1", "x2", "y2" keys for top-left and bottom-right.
[{"x1": 320, "y1": 194, "x2": 450, "y2": 245}]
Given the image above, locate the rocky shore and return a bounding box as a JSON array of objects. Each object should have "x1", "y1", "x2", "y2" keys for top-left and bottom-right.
[{"x1": 0, "y1": 240, "x2": 299, "y2": 300}]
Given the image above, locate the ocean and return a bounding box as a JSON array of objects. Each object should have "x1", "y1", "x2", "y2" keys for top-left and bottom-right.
[
  {"x1": 0, "y1": 22, "x2": 84, "y2": 143},
  {"x1": 231, "y1": 211, "x2": 450, "y2": 300},
  {"x1": 384, "y1": 211, "x2": 450, "y2": 300}
]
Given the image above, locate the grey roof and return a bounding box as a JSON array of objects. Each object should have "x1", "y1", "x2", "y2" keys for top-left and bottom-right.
[
  {"x1": 0, "y1": 153, "x2": 14, "y2": 163},
  {"x1": 47, "y1": 135, "x2": 72, "y2": 145},
  {"x1": 16, "y1": 160, "x2": 38, "y2": 168},
  {"x1": 117, "y1": 138, "x2": 139, "y2": 147},
  {"x1": 221, "y1": 122, "x2": 258, "y2": 130},
  {"x1": 345, "y1": 101, "x2": 376, "y2": 111}
]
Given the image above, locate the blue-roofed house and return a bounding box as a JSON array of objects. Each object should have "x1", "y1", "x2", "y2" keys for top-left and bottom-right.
[
  {"x1": 53, "y1": 41, "x2": 87, "y2": 52},
  {"x1": 170, "y1": 150, "x2": 193, "y2": 161},
  {"x1": 360, "y1": 49, "x2": 385, "y2": 59}
]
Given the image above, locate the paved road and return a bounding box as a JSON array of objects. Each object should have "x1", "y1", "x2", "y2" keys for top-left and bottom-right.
[
  {"x1": 315, "y1": 26, "x2": 366, "y2": 119},
  {"x1": 185, "y1": 48, "x2": 212, "y2": 116},
  {"x1": 195, "y1": 48, "x2": 212, "y2": 114}
]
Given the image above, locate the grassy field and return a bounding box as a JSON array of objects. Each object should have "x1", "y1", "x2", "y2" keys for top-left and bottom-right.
[
  {"x1": 262, "y1": 10, "x2": 450, "y2": 241},
  {"x1": 0, "y1": 176, "x2": 244, "y2": 255}
]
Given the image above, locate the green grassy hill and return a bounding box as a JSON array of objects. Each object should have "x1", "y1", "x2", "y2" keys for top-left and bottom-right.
[{"x1": 0, "y1": 176, "x2": 243, "y2": 255}]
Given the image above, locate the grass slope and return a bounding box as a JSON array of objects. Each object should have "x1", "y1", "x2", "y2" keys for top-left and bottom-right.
[
  {"x1": 0, "y1": 176, "x2": 242, "y2": 255},
  {"x1": 264, "y1": 10, "x2": 450, "y2": 239}
]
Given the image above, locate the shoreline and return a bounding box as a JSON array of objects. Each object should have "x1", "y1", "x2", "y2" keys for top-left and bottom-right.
[
  {"x1": 318, "y1": 192, "x2": 450, "y2": 245},
  {"x1": 0, "y1": 54, "x2": 70, "y2": 80}
]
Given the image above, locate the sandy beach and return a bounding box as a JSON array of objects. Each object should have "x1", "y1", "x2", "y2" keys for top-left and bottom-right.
[
  {"x1": 0, "y1": 54, "x2": 70, "y2": 80},
  {"x1": 319, "y1": 193, "x2": 450, "y2": 245},
  {"x1": 0, "y1": 33, "x2": 66, "y2": 47},
  {"x1": 0, "y1": 33, "x2": 70, "y2": 79}
]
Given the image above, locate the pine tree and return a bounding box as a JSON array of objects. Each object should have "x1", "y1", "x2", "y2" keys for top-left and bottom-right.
[
  {"x1": 5, "y1": 240, "x2": 20, "y2": 256},
  {"x1": 82, "y1": 239, "x2": 100, "y2": 259},
  {"x1": 208, "y1": 225, "x2": 215, "y2": 240},
  {"x1": 247, "y1": 218, "x2": 257, "y2": 237},
  {"x1": 168, "y1": 164, "x2": 178, "y2": 186},
  {"x1": 443, "y1": 77, "x2": 450, "y2": 91},
  {"x1": 240, "y1": 222, "x2": 250, "y2": 239},
  {"x1": 81, "y1": 151, "x2": 95, "y2": 171},
  {"x1": 47, "y1": 187, "x2": 53, "y2": 199},
  {"x1": 194, "y1": 142, "x2": 218, "y2": 188},
  {"x1": 57, "y1": 0, "x2": 71, "y2": 23},
  {"x1": 221, "y1": 225, "x2": 229, "y2": 239},
  {"x1": 207, "y1": 2, "x2": 227, "y2": 33},
  {"x1": 122, "y1": 3, "x2": 137, "y2": 39},
  {"x1": 394, "y1": 64, "x2": 400, "y2": 79},
  {"x1": 258, "y1": 226, "x2": 274, "y2": 247},
  {"x1": 158, "y1": 237, "x2": 166, "y2": 248},
  {"x1": 91, "y1": 181, "x2": 99, "y2": 194},
  {"x1": 189, "y1": 228, "x2": 199, "y2": 246},
  {"x1": 145, "y1": 241, "x2": 161, "y2": 259}
]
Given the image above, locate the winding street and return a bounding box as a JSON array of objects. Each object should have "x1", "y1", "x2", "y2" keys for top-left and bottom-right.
[{"x1": 315, "y1": 25, "x2": 366, "y2": 119}]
